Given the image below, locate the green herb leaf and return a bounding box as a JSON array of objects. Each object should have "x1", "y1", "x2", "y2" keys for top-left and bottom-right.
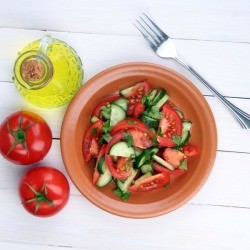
[
  {"x1": 144, "y1": 106, "x2": 162, "y2": 120},
  {"x1": 102, "y1": 120, "x2": 111, "y2": 133},
  {"x1": 124, "y1": 132, "x2": 133, "y2": 147},
  {"x1": 101, "y1": 105, "x2": 111, "y2": 114},
  {"x1": 91, "y1": 127, "x2": 98, "y2": 135},
  {"x1": 157, "y1": 127, "x2": 162, "y2": 136},
  {"x1": 172, "y1": 135, "x2": 182, "y2": 146},
  {"x1": 142, "y1": 93, "x2": 150, "y2": 105},
  {"x1": 113, "y1": 188, "x2": 131, "y2": 201},
  {"x1": 151, "y1": 137, "x2": 158, "y2": 147}
]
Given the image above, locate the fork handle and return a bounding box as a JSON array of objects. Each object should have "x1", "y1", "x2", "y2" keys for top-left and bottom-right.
[{"x1": 174, "y1": 57, "x2": 250, "y2": 129}]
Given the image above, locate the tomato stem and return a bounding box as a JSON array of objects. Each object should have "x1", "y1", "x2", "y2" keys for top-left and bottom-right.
[
  {"x1": 6, "y1": 114, "x2": 34, "y2": 156},
  {"x1": 23, "y1": 182, "x2": 57, "y2": 213}
]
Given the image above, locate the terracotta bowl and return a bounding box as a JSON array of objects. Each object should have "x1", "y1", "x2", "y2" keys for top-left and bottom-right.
[{"x1": 61, "y1": 62, "x2": 217, "y2": 218}]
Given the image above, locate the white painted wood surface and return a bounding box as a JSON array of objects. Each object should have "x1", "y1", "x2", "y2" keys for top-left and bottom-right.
[{"x1": 0, "y1": 1, "x2": 250, "y2": 249}]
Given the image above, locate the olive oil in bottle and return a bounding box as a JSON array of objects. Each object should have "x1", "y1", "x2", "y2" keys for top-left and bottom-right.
[{"x1": 14, "y1": 35, "x2": 83, "y2": 108}]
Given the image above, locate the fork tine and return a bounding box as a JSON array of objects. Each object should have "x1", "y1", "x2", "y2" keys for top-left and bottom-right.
[
  {"x1": 139, "y1": 16, "x2": 163, "y2": 43},
  {"x1": 134, "y1": 22, "x2": 157, "y2": 51},
  {"x1": 142, "y1": 13, "x2": 169, "y2": 39}
]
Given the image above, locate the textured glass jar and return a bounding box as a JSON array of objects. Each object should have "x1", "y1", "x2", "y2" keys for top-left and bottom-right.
[{"x1": 14, "y1": 35, "x2": 83, "y2": 108}]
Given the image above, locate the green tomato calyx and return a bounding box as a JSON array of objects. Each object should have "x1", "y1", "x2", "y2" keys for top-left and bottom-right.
[
  {"x1": 6, "y1": 113, "x2": 34, "y2": 156},
  {"x1": 23, "y1": 182, "x2": 57, "y2": 213}
]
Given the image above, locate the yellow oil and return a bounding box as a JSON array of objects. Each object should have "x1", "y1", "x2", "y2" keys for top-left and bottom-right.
[{"x1": 14, "y1": 38, "x2": 83, "y2": 108}]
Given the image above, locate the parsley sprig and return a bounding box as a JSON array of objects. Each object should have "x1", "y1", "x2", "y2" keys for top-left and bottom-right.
[
  {"x1": 123, "y1": 132, "x2": 133, "y2": 147},
  {"x1": 143, "y1": 106, "x2": 162, "y2": 120},
  {"x1": 113, "y1": 189, "x2": 131, "y2": 201}
]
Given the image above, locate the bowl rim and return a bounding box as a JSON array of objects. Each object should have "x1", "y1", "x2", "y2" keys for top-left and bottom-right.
[{"x1": 61, "y1": 62, "x2": 217, "y2": 218}]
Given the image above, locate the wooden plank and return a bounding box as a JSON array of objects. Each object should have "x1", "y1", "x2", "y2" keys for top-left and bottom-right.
[
  {"x1": 1, "y1": 80, "x2": 249, "y2": 152},
  {"x1": 0, "y1": 242, "x2": 84, "y2": 250},
  {"x1": 1, "y1": 140, "x2": 250, "y2": 208},
  {"x1": 0, "y1": 0, "x2": 250, "y2": 43},
  {"x1": 0, "y1": 191, "x2": 249, "y2": 249},
  {"x1": 0, "y1": 28, "x2": 250, "y2": 98}
]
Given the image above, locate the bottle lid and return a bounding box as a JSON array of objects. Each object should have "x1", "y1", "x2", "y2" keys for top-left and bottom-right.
[{"x1": 14, "y1": 50, "x2": 53, "y2": 90}]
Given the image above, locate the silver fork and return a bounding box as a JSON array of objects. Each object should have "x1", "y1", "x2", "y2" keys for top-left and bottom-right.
[{"x1": 135, "y1": 14, "x2": 250, "y2": 129}]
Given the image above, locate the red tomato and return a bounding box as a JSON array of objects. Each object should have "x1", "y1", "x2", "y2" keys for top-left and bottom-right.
[
  {"x1": 19, "y1": 166, "x2": 70, "y2": 217},
  {"x1": 123, "y1": 80, "x2": 151, "y2": 99},
  {"x1": 132, "y1": 102, "x2": 145, "y2": 118},
  {"x1": 157, "y1": 105, "x2": 182, "y2": 147},
  {"x1": 105, "y1": 131, "x2": 132, "y2": 180},
  {"x1": 127, "y1": 99, "x2": 145, "y2": 117},
  {"x1": 127, "y1": 99, "x2": 136, "y2": 116},
  {"x1": 110, "y1": 118, "x2": 155, "y2": 138},
  {"x1": 182, "y1": 145, "x2": 199, "y2": 157},
  {"x1": 128, "y1": 172, "x2": 170, "y2": 192},
  {"x1": 116, "y1": 157, "x2": 133, "y2": 173},
  {"x1": 152, "y1": 162, "x2": 187, "y2": 177},
  {"x1": 91, "y1": 94, "x2": 121, "y2": 118},
  {"x1": 0, "y1": 111, "x2": 52, "y2": 165},
  {"x1": 163, "y1": 148, "x2": 186, "y2": 168},
  {"x1": 127, "y1": 129, "x2": 153, "y2": 149},
  {"x1": 92, "y1": 145, "x2": 107, "y2": 185},
  {"x1": 82, "y1": 120, "x2": 103, "y2": 162}
]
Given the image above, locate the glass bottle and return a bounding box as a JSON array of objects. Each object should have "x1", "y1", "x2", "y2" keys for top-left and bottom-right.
[{"x1": 14, "y1": 35, "x2": 83, "y2": 108}]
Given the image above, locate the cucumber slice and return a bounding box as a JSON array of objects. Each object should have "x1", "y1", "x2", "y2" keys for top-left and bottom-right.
[
  {"x1": 175, "y1": 109, "x2": 184, "y2": 119},
  {"x1": 182, "y1": 121, "x2": 192, "y2": 131},
  {"x1": 141, "y1": 115, "x2": 158, "y2": 127},
  {"x1": 110, "y1": 103, "x2": 126, "y2": 127},
  {"x1": 179, "y1": 121, "x2": 192, "y2": 145},
  {"x1": 152, "y1": 89, "x2": 166, "y2": 106},
  {"x1": 154, "y1": 94, "x2": 169, "y2": 109},
  {"x1": 97, "y1": 156, "x2": 105, "y2": 174},
  {"x1": 101, "y1": 105, "x2": 111, "y2": 119},
  {"x1": 135, "y1": 147, "x2": 159, "y2": 168},
  {"x1": 96, "y1": 162, "x2": 112, "y2": 187},
  {"x1": 143, "y1": 89, "x2": 158, "y2": 107},
  {"x1": 134, "y1": 147, "x2": 143, "y2": 157},
  {"x1": 100, "y1": 133, "x2": 112, "y2": 143},
  {"x1": 90, "y1": 116, "x2": 100, "y2": 123},
  {"x1": 179, "y1": 130, "x2": 191, "y2": 146},
  {"x1": 134, "y1": 172, "x2": 152, "y2": 185},
  {"x1": 152, "y1": 155, "x2": 175, "y2": 171},
  {"x1": 120, "y1": 86, "x2": 134, "y2": 96},
  {"x1": 117, "y1": 168, "x2": 138, "y2": 193},
  {"x1": 101, "y1": 110, "x2": 111, "y2": 120},
  {"x1": 109, "y1": 141, "x2": 135, "y2": 158},
  {"x1": 141, "y1": 163, "x2": 153, "y2": 174},
  {"x1": 112, "y1": 98, "x2": 129, "y2": 111},
  {"x1": 179, "y1": 159, "x2": 188, "y2": 170}
]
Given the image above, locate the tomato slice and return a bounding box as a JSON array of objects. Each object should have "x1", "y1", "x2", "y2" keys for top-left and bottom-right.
[
  {"x1": 110, "y1": 118, "x2": 155, "y2": 138},
  {"x1": 152, "y1": 162, "x2": 187, "y2": 177},
  {"x1": 92, "y1": 145, "x2": 107, "y2": 184},
  {"x1": 127, "y1": 129, "x2": 153, "y2": 149},
  {"x1": 127, "y1": 99, "x2": 145, "y2": 118},
  {"x1": 91, "y1": 94, "x2": 121, "y2": 118},
  {"x1": 182, "y1": 145, "x2": 198, "y2": 157},
  {"x1": 132, "y1": 102, "x2": 145, "y2": 118},
  {"x1": 105, "y1": 131, "x2": 132, "y2": 180},
  {"x1": 116, "y1": 157, "x2": 133, "y2": 173},
  {"x1": 157, "y1": 105, "x2": 182, "y2": 147},
  {"x1": 163, "y1": 148, "x2": 186, "y2": 168},
  {"x1": 128, "y1": 172, "x2": 170, "y2": 192},
  {"x1": 123, "y1": 80, "x2": 151, "y2": 99},
  {"x1": 82, "y1": 120, "x2": 103, "y2": 162}
]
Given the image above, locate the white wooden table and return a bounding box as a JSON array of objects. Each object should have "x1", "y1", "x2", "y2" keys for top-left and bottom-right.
[{"x1": 1, "y1": 1, "x2": 250, "y2": 249}]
